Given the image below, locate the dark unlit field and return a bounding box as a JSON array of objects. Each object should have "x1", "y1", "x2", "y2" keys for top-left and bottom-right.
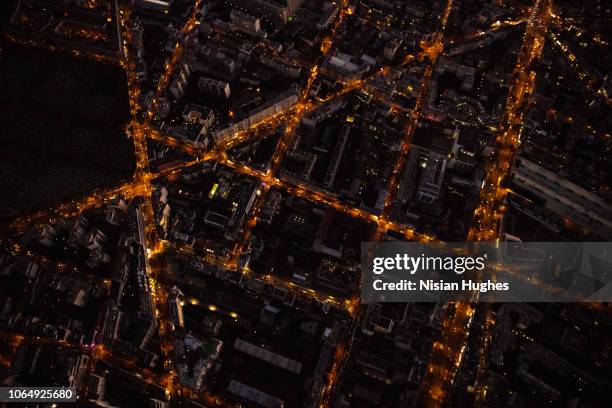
[{"x1": 0, "y1": 43, "x2": 135, "y2": 220}]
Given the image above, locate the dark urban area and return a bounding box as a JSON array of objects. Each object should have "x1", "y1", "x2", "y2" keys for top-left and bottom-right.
[{"x1": 0, "y1": 0, "x2": 611, "y2": 407}]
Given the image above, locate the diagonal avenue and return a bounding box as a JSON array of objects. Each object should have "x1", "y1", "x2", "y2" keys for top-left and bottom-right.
[{"x1": 418, "y1": 1, "x2": 553, "y2": 406}]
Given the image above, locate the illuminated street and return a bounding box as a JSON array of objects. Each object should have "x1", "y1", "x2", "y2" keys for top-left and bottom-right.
[
  {"x1": 419, "y1": 1, "x2": 554, "y2": 406},
  {"x1": 0, "y1": 0, "x2": 610, "y2": 407}
]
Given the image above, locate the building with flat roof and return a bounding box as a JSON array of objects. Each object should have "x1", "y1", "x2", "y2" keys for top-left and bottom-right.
[
  {"x1": 511, "y1": 157, "x2": 612, "y2": 239},
  {"x1": 214, "y1": 86, "x2": 299, "y2": 143},
  {"x1": 198, "y1": 77, "x2": 231, "y2": 99},
  {"x1": 234, "y1": 338, "x2": 302, "y2": 373},
  {"x1": 137, "y1": 0, "x2": 173, "y2": 13},
  {"x1": 416, "y1": 153, "x2": 447, "y2": 204},
  {"x1": 228, "y1": 380, "x2": 284, "y2": 408}
]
